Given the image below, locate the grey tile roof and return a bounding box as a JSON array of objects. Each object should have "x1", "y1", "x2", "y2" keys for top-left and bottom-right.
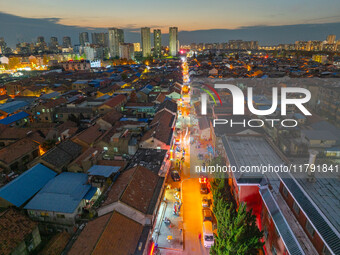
[
  {"x1": 42, "y1": 140, "x2": 82, "y2": 169},
  {"x1": 279, "y1": 174, "x2": 340, "y2": 254},
  {"x1": 260, "y1": 187, "x2": 305, "y2": 255}
]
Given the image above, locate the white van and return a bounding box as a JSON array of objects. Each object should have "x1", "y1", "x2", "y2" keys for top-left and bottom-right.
[{"x1": 202, "y1": 221, "x2": 214, "y2": 248}]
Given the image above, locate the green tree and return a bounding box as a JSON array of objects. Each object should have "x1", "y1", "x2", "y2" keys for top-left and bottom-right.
[{"x1": 211, "y1": 200, "x2": 263, "y2": 255}]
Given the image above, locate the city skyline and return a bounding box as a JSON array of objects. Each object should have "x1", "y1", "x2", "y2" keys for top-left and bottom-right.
[{"x1": 1, "y1": 10, "x2": 340, "y2": 47}]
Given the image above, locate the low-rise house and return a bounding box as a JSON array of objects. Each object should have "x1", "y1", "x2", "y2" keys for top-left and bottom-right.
[
  {"x1": 0, "y1": 208, "x2": 42, "y2": 255},
  {"x1": 69, "y1": 211, "x2": 149, "y2": 255},
  {"x1": 54, "y1": 107, "x2": 95, "y2": 122},
  {"x1": 97, "y1": 165, "x2": 164, "y2": 227},
  {"x1": 0, "y1": 111, "x2": 30, "y2": 127},
  {"x1": 87, "y1": 165, "x2": 120, "y2": 189},
  {"x1": 0, "y1": 163, "x2": 57, "y2": 208},
  {"x1": 0, "y1": 137, "x2": 40, "y2": 172},
  {"x1": 72, "y1": 80, "x2": 90, "y2": 90},
  {"x1": 72, "y1": 124, "x2": 107, "y2": 151},
  {"x1": 124, "y1": 102, "x2": 156, "y2": 118},
  {"x1": 96, "y1": 110, "x2": 123, "y2": 131},
  {"x1": 68, "y1": 147, "x2": 102, "y2": 173},
  {"x1": 97, "y1": 95, "x2": 127, "y2": 114},
  {"x1": 34, "y1": 98, "x2": 67, "y2": 123},
  {"x1": 39, "y1": 232, "x2": 71, "y2": 255},
  {"x1": 0, "y1": 101, "x2": 29, "y2": 118},
  {"x1": 139, "y1": 110, "x2": 176, "y2": 151},
  {"x1": 25, "y1": 172, "x2": 98, "y2": 232},
  {"x1": 33, "y1": 140, "x2": 82, "y2": 172},
  {"x1": 21, "y1": 86, "x2": 43, "y2": 97},
  {"x1": 0, "y1": 126, "x2": 32, "y2": 148},
  {"x1": 96, "y1": 130, "x2": 138, "y2": 158},
  {"x1": 301, "y1": 130, "x2": 337, "y2": 149},
  {"x1": 166, "y1": 91, "x2": 181, "y2": 101},
  {"x1": 156, "y1": 99, "x2": 177, "y2": 115},
  {"x1": 154, "y1": 92, "x2": 170, "y2": 104}
]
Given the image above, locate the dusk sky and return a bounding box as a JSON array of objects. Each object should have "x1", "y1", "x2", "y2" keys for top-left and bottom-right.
[
  {"x1": 2, "y1": 0, "x2": 340, "y2": 30},
  {"x1": 1, "y1": 0, "x2": 340, "y2": 46}
]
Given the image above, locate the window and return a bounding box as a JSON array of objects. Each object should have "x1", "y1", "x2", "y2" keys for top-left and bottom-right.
[
  {"x1": 293, "y1": 201, "x2": 300, "y2": 215},
  {"x1": 323, "y1": 245, "x2": 332, "y2": 255},
  {"x1": 113, "y1": 147, "x2": 118, "y2": 152},
  {"x1": 40, "y1": 212, "x2": 49, "y2": 217},
  {"x1": 305, "y1": 220, "x2": 315, "y2": 237},
  {"x1": 282, "y1": 185, "x2": 289, "y2": 198},
  {"x1": 42, "y1": 109, "x2": 45, "y2": 113}
]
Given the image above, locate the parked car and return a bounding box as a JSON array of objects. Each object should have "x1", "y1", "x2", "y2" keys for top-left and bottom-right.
[
  {"x1": 202, "y1": 196, "x2": 211, "y2": 208},
  {"x1": 203, "y1": 221, "x2": 214, "y2": 248},
  {"x1": 202, "y1": 208, "x2": 213, "y2": 222},
  {"x1": 200, "y1": 183, "x2": 208, "y2": 194},
  {"x1": 171, "y1": 171, "x2": 181, "y2": 182}
]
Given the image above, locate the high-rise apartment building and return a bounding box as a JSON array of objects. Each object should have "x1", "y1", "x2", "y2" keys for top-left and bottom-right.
[
  {"x1": 119, "y1": 43, "x2": 135, "y2": 60},
  {"x1": 37, "y1": 36, "x2": 45, "y2": 44},
  {"x1": 50, "y1": 37, "x2": 58, "y2": 47},
  {"x1": 0, "y1": 38, "x2": 6, "y2": 54},
  {"x1": 108, "y1": 28, "x2": 124, "y2": 58},
  {"x1": 153, "y1": 29, "x2": 162, "y2": 58},
  {"x1": 169, "y1": 27, "x2": 178, "y2": 56},
  {"x1": 133, "y1": 43, "x2": 141, "y2": 52},
  {"x1": 92, "y1": 33, "x2": 109, "y2": 47},
  {"x1": 62, "y1": 36, "x2": 72, "y2": 48},
  {"x1": 327, "y1": 34, "x2": 336, "y2": 44},
  {"x1": 141, "y1": 27, "x2": 151, "y2": 57},
  {"x1": 79, "y1": 32, "x2": 89, "y2": 46}
]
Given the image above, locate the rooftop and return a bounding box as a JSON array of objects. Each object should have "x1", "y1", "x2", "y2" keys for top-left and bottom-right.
[
  {"x1": 25, "y1": 172, "x2": 95, "y2": 213},
  {"x1": 0, "y1": 111, "x2": 29, "y2": 125},
  {"x1": 69, "y1": 211, "x2": 143, "y2": 255},
  {"x1": 222, "y1": 135, "x2": 284, "y2": 188},
  {"x1": 92, "y1": 211, "x2": 143, "y2": 255},
  {"x1": 0, "y1": 164, "x2": 57, "y2": 207},
  {"x1": 88, "y1": 165, "x2": 120, "y2": 178},
  {"x1": 102, "y1": 166, "x2": 162, "y2": 215},
  {"x1": 0, "y1": 101, "x2": 28, "y2": 114},
  {"x1": 41, "y1": 140, "x2": 82, "y2": 169},
  {"x1": 0, "y1": 209, "x2": 38, "y2": 255},
  {"x1": 127, "y1": 148, "x2": 167, "y2": 175}
]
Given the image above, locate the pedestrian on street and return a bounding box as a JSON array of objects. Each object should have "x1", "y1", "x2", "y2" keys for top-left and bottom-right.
[{"x1": 198, "y1": 232, "x2": 201, "y2": 241}]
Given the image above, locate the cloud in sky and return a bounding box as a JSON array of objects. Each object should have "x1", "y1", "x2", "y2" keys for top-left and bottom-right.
[{"x1": 0, "y1": 12, "x2": 339, "y2": 48}]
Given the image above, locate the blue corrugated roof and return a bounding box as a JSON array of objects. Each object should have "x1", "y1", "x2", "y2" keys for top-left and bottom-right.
[
  {"x1": 40, "y1": 92, "x2": 60, "y2": 99},
  {"x1": 0, "y1": 164, "x2": 57, "y2": 207},
  {"x1": 88, "y1": 165, "x2": 120, "y2": 178},
  {"x1": 0, "y1": 111, "x2": 29, "y2": 125},
  {"x1": 24, "y1": 172, "x2": 93, "y2": 213},
  {"x1": 0, "y1": 101, "x2": 28, "y2": 114},
  {"x1": 84, "y1": 187, "x2": 97, "y2": 200}
]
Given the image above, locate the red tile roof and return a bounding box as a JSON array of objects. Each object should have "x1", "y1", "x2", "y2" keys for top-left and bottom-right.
[
  {"x1": 68, "y1": 214, "x2": 111, "y2": 255},
  {"x1": 103, "y1": 95, "x2": 126, "y2": 108},
  {"x1": 0, "y1": 208, "x2": 38, "y2": 255},
  {"x1": 92, "y1": 211, "x2": 143, "y2": 255},
  {"x1": 102, "y1": 166, "x2": 159, "y2": 214}
]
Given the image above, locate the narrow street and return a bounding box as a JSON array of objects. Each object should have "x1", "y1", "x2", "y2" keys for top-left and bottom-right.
[{"x1": 161, "y1": 56, "x2": 209, "y2": 255}]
